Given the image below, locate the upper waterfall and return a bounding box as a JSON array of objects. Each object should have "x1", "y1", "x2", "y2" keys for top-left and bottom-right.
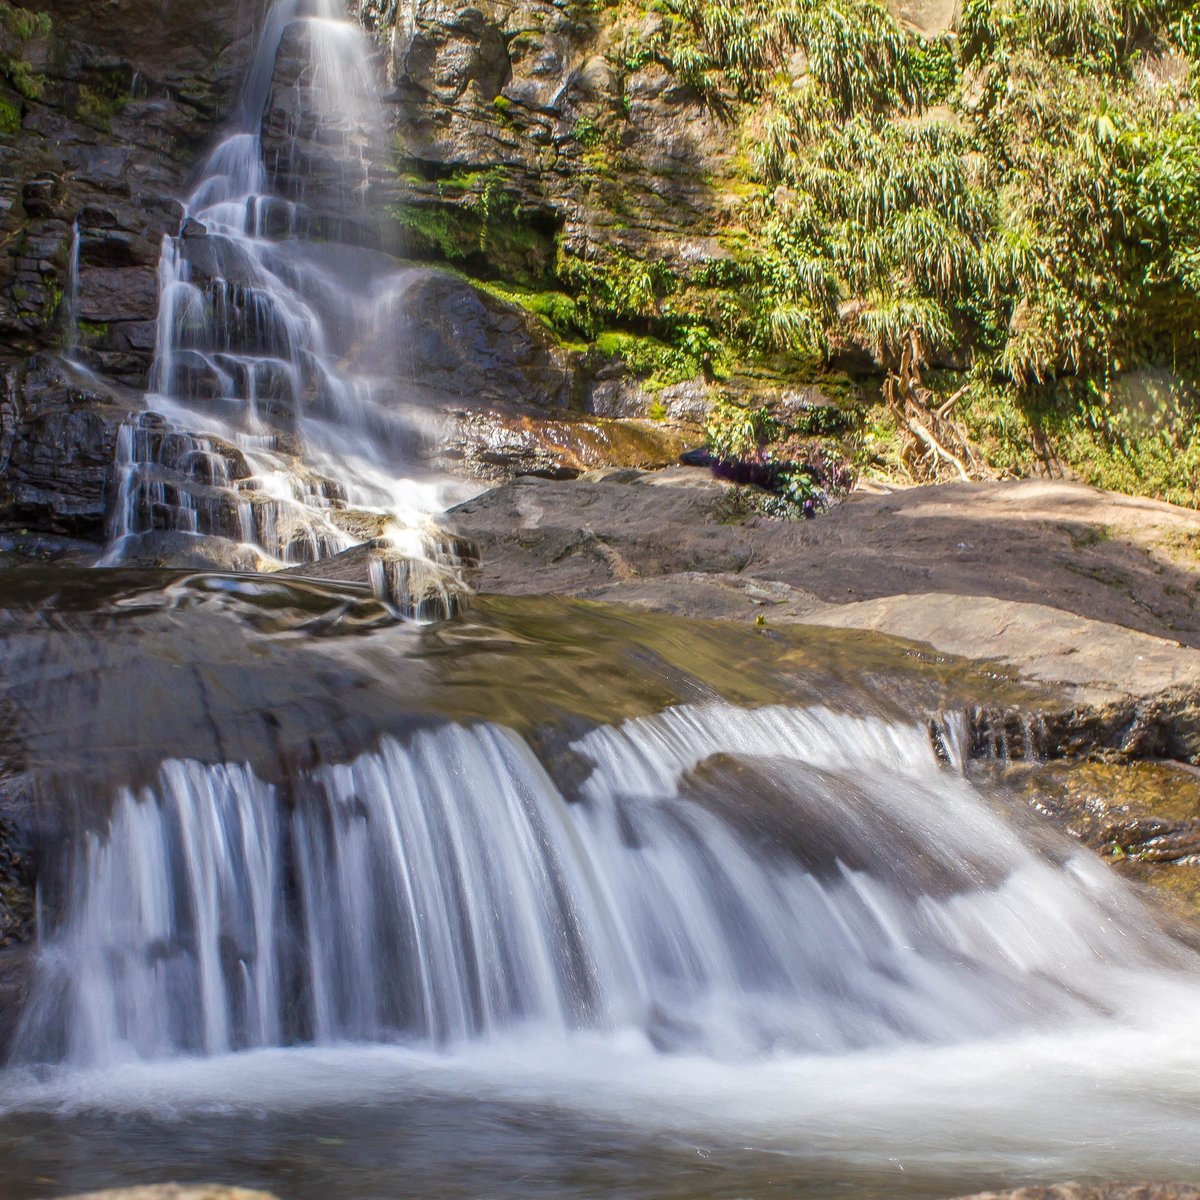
[{"x1": 100, "y1": 0, "x2": 469, "y2": 602}]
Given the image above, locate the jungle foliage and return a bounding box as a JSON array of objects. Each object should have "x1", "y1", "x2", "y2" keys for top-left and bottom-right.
[
  {"x1": 634, "y1": 0, "x2": 1200, "y2": 501},
  {"x1": 390, "y1": 0, "x2": 1200, "y2": 503}
]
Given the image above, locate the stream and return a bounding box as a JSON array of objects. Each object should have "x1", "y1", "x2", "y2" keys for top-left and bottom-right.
[{"x1": 2, "y1": 0, "x2": 1200, "y2": 1196}]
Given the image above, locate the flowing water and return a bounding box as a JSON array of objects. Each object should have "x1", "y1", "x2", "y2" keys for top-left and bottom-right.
[
  {"x1": 0, "y1": 576, "x2": 1199, "y2": 1195},
  {"x1": 8, "y1": 1, "x2": 1200, "y2": 1196},
  {"x1": 100, "y1": 0, "x2": 470, "y2": 595}
]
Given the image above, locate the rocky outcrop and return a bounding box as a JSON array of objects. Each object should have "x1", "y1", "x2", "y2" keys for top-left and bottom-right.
[
  {"x1": 1, "y1": 0, "x2": 264, "y2": 373},
  {"x1": 395, "y1": 268, "x2": 576, "y2": 406},
  {"x1": 433, "y1": 470, "x2": 1200, "y2": 752},
  {"x1": 0, "y1": 356, "x2": 135, "y2": 539},
  {"x1": 447, "y1": 474, "x2": 1200, "y2": 648},
  {"x1": 0, "y1": 0, "x2": 267, "y2": 538},
  {"x1": 375, "y1": 0, "x2": 736, "y2": 275}
]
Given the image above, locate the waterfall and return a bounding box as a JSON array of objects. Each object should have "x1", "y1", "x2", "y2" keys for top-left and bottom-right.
[
  {"x1": 62, "y1": 219, "x2": 81, "y2": 360},
  {"x1": 101, "y1": 0, "x2": 470, "y2": 607},
  {"x1": 11, "y1": 704, "x2": 1187, "y2": 1069}
]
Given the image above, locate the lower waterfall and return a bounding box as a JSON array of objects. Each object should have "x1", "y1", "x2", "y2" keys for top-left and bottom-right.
[{"x1": 10, "y1": 704, "x2": 1191, "y2": 1069}]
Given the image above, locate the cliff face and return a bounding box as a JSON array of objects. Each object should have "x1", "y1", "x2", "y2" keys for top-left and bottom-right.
[
  {"x1": 0, "y1": 0, "x2": 263, "y2": 542},
  {"x1": 2, "y1": 0, "x2": 1199, "y2": 553},
  {"x1": 0, "y1": 0, "x2": 736, "y2": 547}
]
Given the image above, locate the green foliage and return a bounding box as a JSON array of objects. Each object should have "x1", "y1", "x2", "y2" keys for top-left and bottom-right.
[
  {"x1": 594, "y1": 329, "x2": 709, "y2": 388},
  {"x1": 573, "y1": 115, "x2": 607, "y2": 146},
  {"x1": 0, "y1": 1, "x2": 50, "y2": 99},
  {"x1": 704, "y1": 396, "x2": 779, "y2": 458},
  {"x1": 385, "y1": 0, "x2": 1200, "y2": 505},
  {"x1": 0, "y1": 96, "x2": 18, "y2": 133},
  {"x1": 560, "y1": 250, "x2": 677, "y2": 332},
  {"x1": 906, "y1": 35, "x2": 958, "y2": 103},
  {"x1": 616, "y1": 0, "x2": 928, "y2": 114},
  {"x1": 77, "y1": 320, "x2": 109, "y2": 341},
  {"x1": 391, "y1": 205, "x2": 468, "y2": 262},
  {"x1": 475, "y1": 280, "x2": 587, "y2": 340},
  {"x1": 390, "y1": 169, "x2": 556, "y2": 285}
]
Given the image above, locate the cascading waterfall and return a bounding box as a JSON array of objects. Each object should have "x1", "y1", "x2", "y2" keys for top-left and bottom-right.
[
  {"x1": 100, "y1": 0, "x2": 470, "y2": 611},
  {"x1": 12, "y1": 704, "x2": 1191, "y2": 1069}
]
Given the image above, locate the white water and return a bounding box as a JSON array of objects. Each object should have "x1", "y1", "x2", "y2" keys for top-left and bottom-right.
[
  {"x1": 102, "y1": 0, "x2": 469, "y2": 582},
  {"x1": 6, "y1": 703, "x2": 1200, "y2": 1185},
  {"x1": 11, "y1": 705, "x2": 1197, "y2": 1065}
]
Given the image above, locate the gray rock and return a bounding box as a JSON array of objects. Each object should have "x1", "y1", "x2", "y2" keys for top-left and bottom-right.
[
  {"x1": 0, "y1": 357, "x2": 134, "y2": 538},
  {"x1": 448, "y1": 474, "x2": 1200, "y2": 715},
  {"x1": 392, "y1": 268, "x2": 574, "y2": 407}
]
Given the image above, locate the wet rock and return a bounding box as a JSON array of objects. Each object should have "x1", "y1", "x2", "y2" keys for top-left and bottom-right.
[
  {"x1": 55, "y1": 1188, "x2": 281, "y2": 1200},
  {"x1": 451, "y1": 475, "x2": 1200, "y2": 751},
  {"x1": 0, "y1": 357, "x2": 135, "y2": 539},
  {"x1": 114, "y1": 531, "x2": 266, "y2": 573},
  {"x1": 952, "y1": 1186, "x2": 1200, "y2": 1200},
  {"x1": 438, "y1": 404, "x2": 687, "y2": 480},
  {"x1": 1008, "y1": 758, "x2": 1200, "y2": 879},
  {"x1": 680, "y1": 753, "x2": 1002, "y2": 895},
  {"x1": 0, "y1": 0, "x2": 259, "y2": 389},
  {"x1": 0, "y1": 946, "x2": 31, "y2": 1061}
]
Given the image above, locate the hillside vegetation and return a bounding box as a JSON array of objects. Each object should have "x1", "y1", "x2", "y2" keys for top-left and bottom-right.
[{"x1": 384, "y1": 0, "x2": 1200, "y2": 505}]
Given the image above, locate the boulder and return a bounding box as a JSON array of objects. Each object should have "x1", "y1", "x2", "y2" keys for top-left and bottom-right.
[{"x1": 391, "y1": 269, "x2": 574, "y2": 408}]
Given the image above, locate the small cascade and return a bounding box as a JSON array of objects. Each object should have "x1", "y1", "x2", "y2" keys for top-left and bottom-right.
[
  {"x1": 62, "y1": 219, "x2": 82, "y2": 360},
  {"x1": 102, "y1": 0, "x2": 471, "y2": 606},
  {"x1": 11, "y1": 704, "x2": 1186, "y2": 1069}
]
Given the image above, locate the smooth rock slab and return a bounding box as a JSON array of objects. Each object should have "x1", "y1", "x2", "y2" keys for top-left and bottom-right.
[{"x1": 56, "y1": 1188, "x2": 279, "y2": 1200}]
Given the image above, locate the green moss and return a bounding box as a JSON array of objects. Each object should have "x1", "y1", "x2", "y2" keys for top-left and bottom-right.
[
  {"x1": 75, "y1": 79, "x2": 130, "y2": 127},
  {"x1": 390, "y1": 190, "x2": 557, "y2": 288},
  {"x1": 0, "y1": 96, "x2": 18, "y2": 133},
  {"x1": 474, "y1": 280, "x2": 587, "y2": 340},
  {"x1": 574, "y1": 115, "x2": 607, "y2": 147},
  {"x1": 41, "y1": 282, "x2": 61, "y2": 326},
  {"x1": 593, "y1": 330, "x2": 706, "y2": 390},
  {"x1": 77, "y1": 320, "x2": 109, "y2": 342}
]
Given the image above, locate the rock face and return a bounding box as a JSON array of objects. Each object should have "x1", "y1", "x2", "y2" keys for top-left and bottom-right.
[
  {"x1": 450, "y1": 475, "x2": 1200, "y2": 651},
  {"x1": 377, "y1": 0, "x2": 734, "y2": 275},
  {"x1": 0, "y1": 0, "x2": 263, "y2": 376},
  {"x1": 0, "y1": 356, "x2": 133, "y2": 539},
  {"x1": 0, "y1": 0, "x2": 266, "y2": 540}
]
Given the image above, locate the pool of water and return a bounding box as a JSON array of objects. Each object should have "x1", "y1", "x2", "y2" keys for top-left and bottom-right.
[{"x1": 3, "y1": 1014, "x2": 1200, "y2": 1200}]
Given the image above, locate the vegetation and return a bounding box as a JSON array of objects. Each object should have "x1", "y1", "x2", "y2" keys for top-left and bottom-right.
[
  {"x1": 632, "y1": 0, "x2": 1200, "y2": 497},
  {"x1": 383, "y1": 0, "x2": 1200, "y2": 505},
  {"x1": 702, "y1": 394, "x2": 857, "y2": 514},
  {"x1": 0, "y1": 1, "x2": 50, "y2": 101}
]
